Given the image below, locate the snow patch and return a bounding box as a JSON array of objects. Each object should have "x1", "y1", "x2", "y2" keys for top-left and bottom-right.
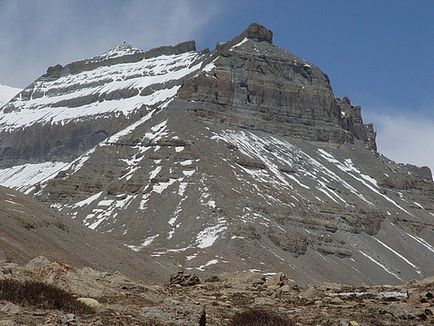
[
  {"x1": 0, "y1": 162, "x2": 69, "y2": 194},
  {"x1": 373, "y1": 237, "x2": 420, "y2": 274},
  {"x1": 196, "y1": 259, "x2": 219, "y2": 271},
  {"x1": 74, "y1": 192, "x2": 103, "y2": 208},
  {"x1": 359, "y1": 251, "x2": 402, "y2": 281},
  {"x1": 196, "y1": 217, "x2": 227, "y2": 249},
  {"x1": 126, "y1": 234, "x2": 160, "y2": 251},
  {"x1": 229, "y1": 38, "x2": 248, "y2": 51}
]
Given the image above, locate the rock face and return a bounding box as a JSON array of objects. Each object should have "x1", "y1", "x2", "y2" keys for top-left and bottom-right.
[
  {"x1": 179, "y1": 26, "x2": 349, "y2": 145},
  {"x1": 0, "y1": 23, "x2": 433, "y2": 285},
  {"x1": 337, "y1": 97, "x2": 377, "y2": 150},
  {"x1": 241, "y1": 22, "x2": 273, "y2": 43}
]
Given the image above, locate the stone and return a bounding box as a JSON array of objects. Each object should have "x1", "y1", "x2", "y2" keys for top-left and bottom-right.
[
  {"x1": 407, "y1": 290, "x2": 420, "y2": 306},
  {"x1": 0, "y1": 321, "x2": 14, "y2": 326},
  {"x1": 380, "y1": 303, "x2": 419, "y2": 320},
  {"x1": 300, "y1": 285, "x2": 321, "y2": 300},
  {"x1": 0, "y1": 303, "x2": 20, "y2": 315},
  {"x1": 0, "y1": 258, "x2": 433, "y2": 325},
  {"x1": 169, "y1": 271, "x2": 201, "y2": 286},
  {"x1": 280, "y1": 284, "x2": 292, "y2": 294},
  {"x1": 242, "y1": 23, "x2": 273, "y2": 43},
  {"x1": 422, "y1": 291, "x2": 433, "y2": 302},
  {"x1": 249, "y1": 274, "x2": 266, "y2": 286},
  {"x1": 266, "y1": 272, "x2": 288, "y2": 289},
  {"x1": 330, "y1": 297, "x2": 344, "y2": 305},
  {"x1": 204, "y1": 275, "x2": 221, "y2": 283},
  {"x1": 254, "y1": 297, "x2": 275, "y2": 306},
  {"x1": 77, "y1": 297, "x2": 101, "y2": 309},
  {"x1": 24, "y1": 256, "x2": 51, "y2": 271},
  {"x1": 59, "y1": 313, "x2": 77, "y2": 325}
]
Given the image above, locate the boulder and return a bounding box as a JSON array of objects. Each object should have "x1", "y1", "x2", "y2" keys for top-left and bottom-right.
[
  {"x1": 24, "y1": 256, "x2": 51, "y2": 271},
  {"x1": 59, "y1": 313, "x2": 77, "y2": 326},
  {"x1": 407, "y1": 290, "x2": 420, "y2": 306},
  {"x1": 300, "y1": 285, "x2": 321, "y2": 300},
  {"x1": 266, "y1": 272, "x2": 289, "y2": 289},
  {"x1": 0, "y1": 303, "x2": 20, "y2": 315},
  {"x1": 77, "y1": 297, "x2": 101, "y2": 309},
  {"x1": 241, "y1": 23, "x2": 273, "y2": 43},
  {"x1": 204, "y1": 275, "x2": 221, "y2": 283},
  {"x1": 379, "y1": 303, "x2": 420, "y2": 320}
]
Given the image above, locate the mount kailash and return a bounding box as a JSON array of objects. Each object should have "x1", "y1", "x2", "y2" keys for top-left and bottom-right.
[{"x1": 0, "y1": 23, "x2": 433, "y2": 285}]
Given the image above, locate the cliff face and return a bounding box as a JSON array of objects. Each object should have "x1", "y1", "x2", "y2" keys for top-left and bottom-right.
[
  {"x1": 179, "y1": 24, "x2": 349, "y2": 145},
  {"x1": 0, "y1": 23, "x2": 433, "y2": 285},
  {"x1": 337, "y1": 97, "x2": 377, "y2": 151}
]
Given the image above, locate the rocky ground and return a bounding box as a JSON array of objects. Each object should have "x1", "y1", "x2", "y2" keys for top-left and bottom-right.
[{"x1": 0, "y1": 257, "x2": 432, "y2": 325}]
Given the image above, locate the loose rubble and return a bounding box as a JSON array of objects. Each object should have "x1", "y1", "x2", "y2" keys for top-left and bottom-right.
[{"x1": 0, "y1": 258, "x2": 432, "y2": 325}]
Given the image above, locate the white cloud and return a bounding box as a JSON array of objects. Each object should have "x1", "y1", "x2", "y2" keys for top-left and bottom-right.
[
  {"x1": 366, "y1": 110, "x2": 434, "y2": 173},
  {"x1": 0, "y1": 0, "x2": 220, "y2": 87}
]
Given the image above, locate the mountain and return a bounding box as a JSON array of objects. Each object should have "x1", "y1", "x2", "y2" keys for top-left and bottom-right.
[
  {"x1": 0, "y1": 184, "x2": 167, "y2": 281},
  {"x1": 0, "y1": 23, "x2": 433, "y2": 285},
  {"x1": 0, "y1": 84, "x2": 21, "y2": 108}
]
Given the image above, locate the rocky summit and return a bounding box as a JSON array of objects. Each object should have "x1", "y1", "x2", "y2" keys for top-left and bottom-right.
[{"x1": 0, "y1": 23, "x2": 433, "y2": 287}]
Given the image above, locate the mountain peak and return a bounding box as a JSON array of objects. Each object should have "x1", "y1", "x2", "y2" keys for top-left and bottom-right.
[
  {"x1": 240, "y1": 22, "x2": 273, "y2": 43},
  {"x1": 96, "y1": 41, "x2": 141, "y2": 60}
]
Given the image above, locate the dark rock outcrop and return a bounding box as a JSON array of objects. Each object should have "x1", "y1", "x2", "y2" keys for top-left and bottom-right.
[
  {"x1": 169, "y1": 271, "x2": 201, "y2": 286},
  {"x1": 179, "y1": 24, "x2": 351, "y2": 145},
  {"x1": 337, "y1": 97, "x2": 377, "y2": 151},
  {"x1": 241, "y1": 22, "x2": 273, "y2": 43},
  {"x1": 143, "y1": 40, "x2": 197, "y2": 59}
]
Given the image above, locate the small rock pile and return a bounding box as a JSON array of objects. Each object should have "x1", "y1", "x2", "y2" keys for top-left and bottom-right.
[{"x1": 169, "y1": 270, "x2": 201, "y2": 286}]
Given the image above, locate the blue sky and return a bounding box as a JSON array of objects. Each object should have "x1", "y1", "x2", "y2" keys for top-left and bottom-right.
[{"x1": 0, "y1": 0, "x2": 433, "y2": 170}]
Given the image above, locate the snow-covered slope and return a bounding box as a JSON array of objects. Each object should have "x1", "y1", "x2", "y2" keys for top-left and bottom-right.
[
  {"x1": 0, "y1": 41, "x2": 205, "y2": 164},
  {"x1": 0, "y1": 49, "x2": 201, "y2": 130},
  {"x1": 0, "y1": 84, "x2": 21, "y2": 107}
]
